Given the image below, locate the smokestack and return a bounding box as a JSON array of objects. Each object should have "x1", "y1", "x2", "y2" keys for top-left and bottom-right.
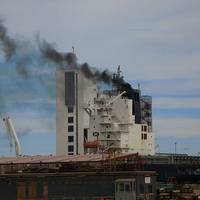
[{"x1": 112, "y1": 67, "x2": 135, "y2": 99}]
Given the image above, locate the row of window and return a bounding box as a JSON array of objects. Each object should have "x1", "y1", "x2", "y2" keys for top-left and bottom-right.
[
  {"x1": 67, "y1": 129, "x2": 88, "y2": 155},
  {"x1": 67, "y1": 107, "x2": 75, "y2": 155},
  {"x1": 116, "y1": 183, "x2": 152, "y2": 194},
  {"x1": 67, "y1": 123, "x2": 74, "y2": 154},
  {"x1": 67, "y1": 106, "x2": 74, "y2": 132},
  {"x1": 116, "y1": 182, "x2": 136, "y2": 192}
]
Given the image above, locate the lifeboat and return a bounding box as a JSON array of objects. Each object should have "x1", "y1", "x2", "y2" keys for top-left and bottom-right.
[{"x1": 84, "y1": 140, "x2": 100, "y2": 148}]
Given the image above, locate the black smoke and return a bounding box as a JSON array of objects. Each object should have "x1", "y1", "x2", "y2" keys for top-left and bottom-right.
[
  {"x1": 0, "y1": 19, "x2": 137, "y2": 145},
  {"x1": 38, "y1": 40, "x2": 115, "y2": 88},
  {"x1": 112, "y1": 75, "x2": 134, "y2": 98},
  {"x1": 80, "y1": 63, "x2": 112, "y2": 84},
  {"x1": 0, "y1": 20, "x2": 33, "y2": 79},
  {"x1": 37, "y1": 37, "x2": 77, "y2": 66},
  {"x1": 0, "y1": 19, "x2": 135, "y2": 101},
  {"x1": 37, "y1": 36, "x2": 135, "y2": 96},
  {"x1": 0, "y1": 19, "x2": 16, "y2": 60},
  {"x1": 37, "y1": 37, "x2": 114, "y2": 84},
  {"x1": 15, "y1": 56, "x2": 31, "y2": 79}
]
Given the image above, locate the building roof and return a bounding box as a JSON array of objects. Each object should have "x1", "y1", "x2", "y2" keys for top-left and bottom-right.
[
  {"x1": 0, "y1": 154, "x2": 104, "y2": 165},
  {"x1": 0, "y1": 153, "x2": 140, "y2": 165}
]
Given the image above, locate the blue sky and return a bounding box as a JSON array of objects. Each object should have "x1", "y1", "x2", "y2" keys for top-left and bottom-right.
[{"x1": 0, "y1": 0, "x2": 200, "y2": 156}]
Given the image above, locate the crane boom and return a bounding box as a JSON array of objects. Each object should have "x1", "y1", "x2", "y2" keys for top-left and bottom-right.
[
  {"x1": 3, "y1": 117, "x2": 22, "y2": 156},
  {"x1": 106, "y1": 91, "x2": 126, "y2": 107}
]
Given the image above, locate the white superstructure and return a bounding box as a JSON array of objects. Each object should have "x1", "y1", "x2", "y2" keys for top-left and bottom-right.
[
  {"x1": 87, "y1": 91, "x2": 155, "y2": 155},
  {"x1": 56, "y1": 66, "x2": 155, "y2": 156}
]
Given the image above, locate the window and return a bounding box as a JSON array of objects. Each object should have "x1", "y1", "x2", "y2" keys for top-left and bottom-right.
[
  {"x1": 132, "y1": 182, "x2": 136, "y2": 191},
  {"x1": 146, "y1": 104, "x2": 151, "y2": 110},
  {"x1": 68, "y1": 125, "x2": 74, "y2": 132},
  {"x1": 68, "y1": 106, "x2": 74, "y2": 113},
  {"x1": 139, "y1": 184, "x2": 144, "y2": 194},
  {"x1": 119, "y1": 183, "x2": 124, "y2": 192},
  {"x1": 68, "y1": 145, "x2": 74, "y2": 152},
  {"x1": 125, "y1": 183, "x2": 130, "y2": 192},
  {"x1": 144, "y1": 133, "x2": 147, "y2": 140},
  {"x1": 141, "y1": 133, "x2": 143, "y2": 140},
  {"x1": 148, "y1": 184, "x2": 153, "y2": 193},
  {"x1": 84, "y1": 128, "x2": 88, "y2": 142},
  {"x1": 68, "y1": 117, "x2": 74, "y2": 123},
  {"x1": 130, "y1": 182, "x2": 133, "y2": 191},
  {"x1": 68, "y1": 136, "x2": 74, "y2": 142},
  {"x1": 134, "y1": 93, "x2": 139, "y2": 102},
  {"x1": 68, "y1": 152, "x2": 74, "y2": 155},
  {"x1": 146, "y1": 113, "x2": 151, "y2": 117}
]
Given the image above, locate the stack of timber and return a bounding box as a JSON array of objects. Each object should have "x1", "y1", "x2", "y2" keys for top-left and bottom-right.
[
  {"x1": 158, "y1": 188, "x2": 173, "y2": 199},
  {"x1": 158, "y1": 184, "x2": 200, "y2": 200},
  {"x1": 175, "y1": 185, "x2": 195, "y2": 199}
]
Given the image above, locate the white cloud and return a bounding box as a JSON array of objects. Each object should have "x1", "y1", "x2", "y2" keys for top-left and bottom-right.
[
  {"x1": 139, "y1": 78, "x2": 200, "y2": 96},
  {"x1": 154, "y1": 118, "x2": 200, "y2": 138},
  {"x1": 154, "y1": 97, "x2": 200, "y2": 109},
  {"x1": 5, "y1": 97, "x2": 55, "y2": 105}
]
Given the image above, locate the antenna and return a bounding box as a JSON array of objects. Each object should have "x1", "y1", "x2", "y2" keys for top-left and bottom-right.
[
  {"x1": 138, "y1": 83, "x2": 140, "y2": 90},
  {"x1": 174, "y1": 142, "x2": 177, "y2": 155},
  {"x1": 72, "y1": 46, "x2": 75, "y2": 53},
  {"x1": 117, "y1": 65, "x2": 121, "y2": 78}
]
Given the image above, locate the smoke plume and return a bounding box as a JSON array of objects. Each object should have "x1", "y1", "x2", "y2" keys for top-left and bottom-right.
[
  {"x1": 15, "y1": 57, "x2": 31, "y2": 79},
  {"x1": 37, "y1": 36, "x2": 135, "y2": 96},
  {"x1": 0, "y1": 19, "x2": 135, "y2": 112},
  {"x1": 37, "y1": 37, "x2": 77, "y2": 67},
  {"x1": 80, "y1": 63, "x2": 112, "y2": 84},
  {"x1": 0, "y1": 20, "x2": 16, "y2": 60}
]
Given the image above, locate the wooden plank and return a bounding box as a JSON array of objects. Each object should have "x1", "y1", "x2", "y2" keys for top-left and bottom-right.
[
  {"x1": 28, "y1": 181, "x2": 37, "y2": 200},
  {"x1": 17, "y1": 182, "x2": 26, "y2": 200},
  {"x1": 43, "y1": 181, "x2": 48, "y2": 200}
]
